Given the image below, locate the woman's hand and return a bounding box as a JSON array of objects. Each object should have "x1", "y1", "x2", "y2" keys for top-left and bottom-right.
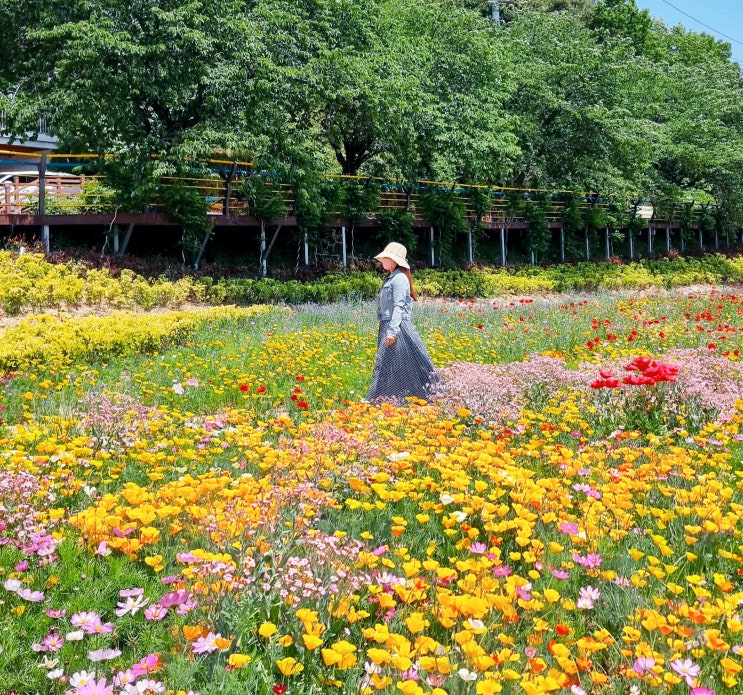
[{"x1": 386, "y1": 335, "x2": 397, "y2": 347}]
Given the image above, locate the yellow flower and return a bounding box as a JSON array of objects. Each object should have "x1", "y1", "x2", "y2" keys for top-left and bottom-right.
[
  {"x1": 276, "y1": 657, "x2": 304, "y2": 676},
  {"x1": 405, "y1": 612, "x2": 428, "y2": 634},
  {"x1": 543, "y1": 588, "x2": 560, "y2": 603},
  {"x1": 321, "y1": 640, "x2": 358, "y2": 669},
  {"x1": 302, "y1": 633, "x2": 323, "y2": 650},
  {"x1": 228, "y1": 653, "x2": 251, "y2": 668},
  {"x1": 258, "y1": 622, "x2": 278, "y2": 639}
]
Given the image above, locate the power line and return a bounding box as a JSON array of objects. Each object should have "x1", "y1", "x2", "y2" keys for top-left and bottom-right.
[{"x1": 658, "y1": 0, "x2": 743, "y2": 47}]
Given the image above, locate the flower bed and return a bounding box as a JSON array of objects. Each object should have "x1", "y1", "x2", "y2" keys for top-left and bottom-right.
[{"x1": 2, "y1": 287, "x2": 743, "y2": 695}]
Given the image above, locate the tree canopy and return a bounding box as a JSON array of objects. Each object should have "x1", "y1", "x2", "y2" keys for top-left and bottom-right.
[{"x1": 1, "y1": 0, "x2": 741, "y2": 226}]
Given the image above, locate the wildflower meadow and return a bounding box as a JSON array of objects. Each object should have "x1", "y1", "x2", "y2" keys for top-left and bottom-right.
[{"x1": 4, "y1": 259, "x2": 743, "y2": 695}]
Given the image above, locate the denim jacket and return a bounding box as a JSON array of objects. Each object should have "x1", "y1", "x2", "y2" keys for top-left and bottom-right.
[{"x1": 377, "y1": 269, "x2": 412, "y2": 338}]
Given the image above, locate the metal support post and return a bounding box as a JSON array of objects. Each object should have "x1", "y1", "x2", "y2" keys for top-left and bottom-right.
[
  {"x1": 559, "y1": 226, "x2": 565, "y2": 263},
  {"x1": 119, "y1": 223, "x2": 134, "y2": 256},
  {"x1": 466, "y1": 229, "x2": 474, "y2": 264},
  {"x1": 341, "y1": 226, "x2": 347, "y2": 268},
  {"x1": 303, "y1": 232, "x2": 309, "y2": 265},
  {"x1": 500, "y1": 227, "x2": 506, "y2": 266},
  {"x1": 584, "y1": 228, "x2": 590, "y2": 260},
  {"x1": 38, "y1": 153, "x2": 49, "y2": 254},
  {"x1": 429, "y1": 227, "x2": 435, "y2": 268},
  {"x1": 605, "y1": 228, "x2": 610, "y2": 259},
  {"x1": 666, "y1": 228, "x2": 670, "y2": 254}
]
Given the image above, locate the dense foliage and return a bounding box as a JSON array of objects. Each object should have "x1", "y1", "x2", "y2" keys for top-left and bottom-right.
[{"x1": 1, "y1": 0, "x2": 741, "y2": 234}]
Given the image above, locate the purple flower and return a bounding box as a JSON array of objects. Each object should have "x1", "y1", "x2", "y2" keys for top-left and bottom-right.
[
  {"x1": 469, "y1": 542, "x2": 487, "y2": 554},
  {"x1": 550, "y1": 567, "x2": 570, "y2": 580},
  {"x1": 690, "y1": 688, "x2": 715, "y2": 695}
]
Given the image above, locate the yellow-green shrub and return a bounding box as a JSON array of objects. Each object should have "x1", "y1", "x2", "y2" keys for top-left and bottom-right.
[{"x1": 0, "y1": 305, "x2": 284, "y2": 371}]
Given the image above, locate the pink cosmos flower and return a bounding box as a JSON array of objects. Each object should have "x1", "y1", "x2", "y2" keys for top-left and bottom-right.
[
  {"x1": 119, "y1": 587, "x2": 145, "y2": 598},
  {"x1": 192, "y1": 632, "x2": 220, "y2": 655},
  {"x1": 559, "y1": 521, "x2": 579, "y2": 535},
  {"x1": 469, "y1": 542, "x2": 487, "y2": 554},
  {"x1": 113, "y1": 669, "x2": 136, "y2": 687},
  {"x1": 40, "y1": 632, "x2": 64, "y2": 652},
  {"x1": 131, "y1": 653, "x2": 159, "y2": 676},
  {"x1": 690, "y1": 688, "x2": 715, "y2": 695},
  {"x1": 144, "y1": 603, "x2": 168, "y2": 621},
  {"x1": 71, "y1": 612, "x2": 100, "y2": 629},
  {"x1": 633, "y1": 657, "x2": 656, "y2": 675},
  {"x1": 493, "y1": 564, "x2": 513, "y2": 578},
  {"x1": 17, "y1": 588, "x2": 45, "y2": 602},
  {"x1": 573, "y1": 552, "x2": 602, "y2": 569},
  {"x1": 671, "y1": 658, "x2": 701, "y2": 687},
  {"x1": 76, "y1": 677, "x2": 114, "y2": 695},
  {"x1": 551, "y1": 568, "x2": 570, "y2": 580},
  {"x1": 158, "y1": 590, "x2": 189, "y2": 608}
]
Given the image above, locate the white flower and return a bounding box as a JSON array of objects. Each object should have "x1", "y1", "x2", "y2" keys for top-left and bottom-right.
[
  {"x1": 66, "y1": 630, "x2": 85, "y2": 641},
  {"x1": 457, "y1": 668, "x2": 478, "y2": 681},
  {"x1": 439, "y1": 493, "x2": 455, "y2": 505},
  {"x1": 172, "y1": 382, "x2": 184, "y2": 395},
  {"x1": 387, "y1": 451, "x2": 410, "y2": 461},
  {"x1": 3, "y1": 578, "x2": 21, "y2": 592},
  {"x1": 70, "y1": 670, "x2": 96, "y2": 687}
]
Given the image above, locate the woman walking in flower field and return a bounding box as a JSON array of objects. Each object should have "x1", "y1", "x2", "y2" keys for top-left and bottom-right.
[{"x1": 367, "y1": 242, "x2": 437, "y2": 404}]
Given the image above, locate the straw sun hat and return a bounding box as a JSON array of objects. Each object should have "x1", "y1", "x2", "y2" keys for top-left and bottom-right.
[{"x1": 374, "y1": 242, "x2": 410, "y2": 269}]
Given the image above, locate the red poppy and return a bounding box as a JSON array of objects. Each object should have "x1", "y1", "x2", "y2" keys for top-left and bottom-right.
[
  {"x1": 273, "y1": 686, "x2": 287, "y2": 695},
  {"x1": 297, "y1": 401, "x2": 309, "y2": 409},
  {"x1": 556, "y1": 624, "x2": 571, "y2": 636},
  {"x1": 296, "y1": 375, "x2": 305, "y2": 381},
  {"x1": 477, "y1": 324, "x2": 483, "y2": 330},
  {"x1": 257, "y1": 386, "x2": 267, "y2": 393},
  {"x1": 239, "y1": 384, "x2": 250, "y2": 392}
]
